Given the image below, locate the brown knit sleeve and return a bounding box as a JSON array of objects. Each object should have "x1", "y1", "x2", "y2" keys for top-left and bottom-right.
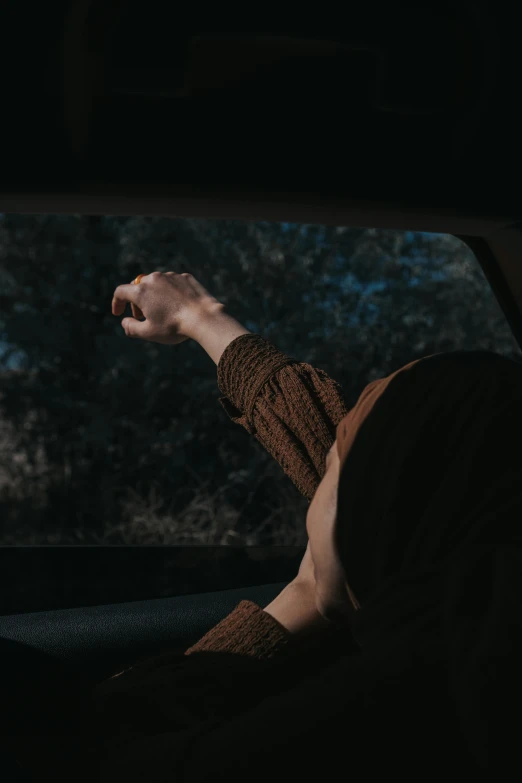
[
  {"x1": 217, "y1": 333, "x2": 349, "y2": 501},
  {"x1": 185, "y1": 600, "x2": 291, "y2": 659}
]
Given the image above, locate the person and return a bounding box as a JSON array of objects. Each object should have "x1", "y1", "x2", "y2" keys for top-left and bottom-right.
[{"x1": 10, "y1": 271, "x2": 522, "y2": 780}]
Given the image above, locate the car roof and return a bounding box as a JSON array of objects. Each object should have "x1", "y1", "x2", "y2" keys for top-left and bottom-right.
[{"x1": 0, "y1": 2, "x2": 520, "y2": 232}]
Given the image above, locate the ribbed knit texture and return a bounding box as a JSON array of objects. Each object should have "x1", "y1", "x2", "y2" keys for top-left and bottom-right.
[
  {"x1": 217, "y1": 333, "x2": 349, "y2": 500},
  {"x1": 185, "y1": 601, "x2": 290, "y2": 658}
]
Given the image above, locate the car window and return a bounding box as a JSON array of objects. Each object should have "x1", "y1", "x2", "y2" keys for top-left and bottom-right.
[{"x1": 0, "y1": 215, "x2": 519, "y2": 547}]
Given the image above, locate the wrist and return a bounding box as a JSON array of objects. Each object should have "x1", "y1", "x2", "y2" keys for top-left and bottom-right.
[
  {"x1": 264, "y1": 582, "x2": 330, "y2": 638},
  {"x1": 189, "y1": 302, "x2": 252, "y2": 365}
]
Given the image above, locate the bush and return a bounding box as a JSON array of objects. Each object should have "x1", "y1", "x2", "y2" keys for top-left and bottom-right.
[{"x1": 0, "y1": 216, "x2": 518, "y2": 545}]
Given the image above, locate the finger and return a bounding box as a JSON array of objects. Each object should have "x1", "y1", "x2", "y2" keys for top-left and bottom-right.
[
  {"x1": 131, "y1": 303, "x2": 144, "y2": 319},
  {"x1": 112, "y1": 284, "x2": 140, "y2": 316},
  {"x1": 130, "y1": 278, "x2": 145, "y2": 319},
  {"x1": 121, "y1": 317, "x2": 152, "y2": 340}
]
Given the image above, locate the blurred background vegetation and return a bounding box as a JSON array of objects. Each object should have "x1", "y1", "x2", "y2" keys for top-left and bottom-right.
[{"x1": 0, "y1": 214, "x2": 519, "y2": 546}]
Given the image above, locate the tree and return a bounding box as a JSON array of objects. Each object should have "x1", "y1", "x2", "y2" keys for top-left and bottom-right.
[{"x1": 0, "y1": 215, "x2": 519, "y2": 545}]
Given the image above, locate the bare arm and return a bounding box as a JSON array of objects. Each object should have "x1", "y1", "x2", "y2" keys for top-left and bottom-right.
[{"x1": 190, "y1": 302, "x2": 252, "y2": 365}]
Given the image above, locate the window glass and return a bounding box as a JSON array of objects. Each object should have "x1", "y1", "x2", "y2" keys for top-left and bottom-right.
[{"x1": 0, "y1": 215, "x2": 519, "y2": 546}]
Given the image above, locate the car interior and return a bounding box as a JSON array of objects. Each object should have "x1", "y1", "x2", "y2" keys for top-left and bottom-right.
[{"x1": 1, "y1": 0, "x2": 521, "y2": 758}]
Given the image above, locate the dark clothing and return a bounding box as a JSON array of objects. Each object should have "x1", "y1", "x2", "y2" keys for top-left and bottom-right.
[
  {"x1": 333, "y1": 349, "x2": 522, "y2": 774},
  {"x1": 9, "y1": 335, "x2": 522, "y2": 779}
]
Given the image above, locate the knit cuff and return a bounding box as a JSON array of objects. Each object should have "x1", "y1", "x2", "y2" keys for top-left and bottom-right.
[
  {"x1": 217, "y1": 333, "x2": 299, "y2": 435},
  {"x1": 185, "y1": 600, "x2": 291, "y2": 660}
]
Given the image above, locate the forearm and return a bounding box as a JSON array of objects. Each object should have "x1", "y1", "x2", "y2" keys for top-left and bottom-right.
[
  {"x1": 263, "y1": 582, "x2": 331, "y2": 639},
  {"x1": 190, "y1": 302, "x2": 252, "y2": 365}
]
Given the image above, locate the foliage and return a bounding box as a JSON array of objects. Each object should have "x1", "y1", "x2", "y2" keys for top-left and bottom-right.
[{"x1": 0, "y1": 215, "x2": 519, "y2": 545}]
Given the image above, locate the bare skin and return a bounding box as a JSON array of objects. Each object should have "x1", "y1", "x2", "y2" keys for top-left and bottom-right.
[
  {"x1": 264, "y1": 441, "x2": 359, "y2": 636},
  {"x1": 112, "y1": 271, "x2": 251, "y2": 362}
]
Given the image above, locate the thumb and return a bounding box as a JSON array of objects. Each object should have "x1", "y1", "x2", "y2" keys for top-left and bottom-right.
[{"x1": 121, "y1": 317, "x2": 153, "y2": 340}]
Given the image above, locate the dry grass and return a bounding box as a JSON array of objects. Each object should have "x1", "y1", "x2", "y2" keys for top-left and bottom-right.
[
  {"x1": 0, "y1": 433, "x2": 309, "y2": 546},
  {"x1": 0, "y1": 485, "x2": 309, "y2": 546},
  {"x1": 99, "y1": 464, "x2": 309, "y2": 547}
]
